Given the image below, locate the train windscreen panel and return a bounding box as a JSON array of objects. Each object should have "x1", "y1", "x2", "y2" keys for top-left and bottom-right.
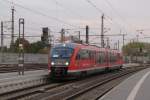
[{"x1": 50, "y1": 47, "x2": 74, "y2": 66}]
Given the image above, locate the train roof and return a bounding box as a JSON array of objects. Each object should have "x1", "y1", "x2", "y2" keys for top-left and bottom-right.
[
  {"x1": 53, "y1": 43, "x2": 77, "y2": 49},
  {"x1": 53, "y1": 43, "x2": 121, "y2": 53},
  {"x1": 53, "y1": 43, "x2": 96, "y2": 49}
]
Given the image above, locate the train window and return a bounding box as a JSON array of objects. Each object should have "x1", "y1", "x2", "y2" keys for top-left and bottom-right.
[
  {"x1": 100, "y1": 52, "x2": 105, "y2": 63},
  {"x1": 110, "y1": 52, "x2": 113, "y2": 62},
  {"x1": 82, "y1": 50, "x2": 90, "y2": 59},
  {"x1": 110, "y1": 52, "x2": 117, "y2": 62},
  {"x1": 76, "y1": 49, "x2": 90, "y2": 60},
  {"x1": 96, "y1": 51, "x2": 105, "y2": 64},
  {"x1": 111, "y1": 53, "x2": 113, "y2": 62},
  {"x1": 51, "y1": 47, "x2": 73, "y2": 58},
  {"x1": 96, "y1": 52, "x2": 99, "y2": 63},
  {"x1": 108, "y1": 52, "x2": 111, "y2": 62},
  {"x1": 114, "y1": 54, "x2": 117, "y2": 62},
  {"x1": 99, "y1": 52, "x2": 102, "y2": 64},
  {"x1": 89, "y1": 50, "x2": 95, "y2": 60},
  {"x1": 76, "y1": 50, "x2": 82, "y2": 60},
  {"x1": 96, "y1": 52, "x2": 100, "y2": 64}
]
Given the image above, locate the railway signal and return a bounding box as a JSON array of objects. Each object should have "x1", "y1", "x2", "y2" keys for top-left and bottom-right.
[
  {"x1": 86, "y1": 25, "x2": 89, "y2": 44},
  {"x1": 18, "y1": 18, "x2": 25, "y2": 75},
  {"x1": 41, "y1": 27, "x2": 51, "y2": 47}
]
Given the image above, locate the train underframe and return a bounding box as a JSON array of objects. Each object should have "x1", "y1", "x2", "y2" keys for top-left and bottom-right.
[{"x1": 50, "y1": 65, "x2": 123, "y2": 80}]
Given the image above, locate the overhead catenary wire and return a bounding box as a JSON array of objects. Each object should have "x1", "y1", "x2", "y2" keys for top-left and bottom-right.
[
  {"x1": 104, "y1": 0, "x2": 126, "y2": 23},
  {"x1": 2, "y1": 0, "x2": 80, "y2": 28},
  {"x1": 103, "y1": 0, "x2": 132, "y2": 32},
  {"x1": 85, "y1": 0, "x2": 103, "y2": 14},
  {"x1": 85, "y1": 0, "x2": 129, "y2": 34},
  {"x1": 79, "y1": 34, "x2": 127, "y2": 37},
  {"x1": 1, "y1": 0, "x2": 86, "y2": 41},
  {"x1": 0, "y1": 1, "x2": 62, "y2": 33},
  {"x1": 85, "y1": 0, "x2": 113, "y2": 24},
  {"x1": 1, "y1": 0, "x2": 142, "y2": 46},
  {"x1": 50, "y1": 0, "x2": 84, "y2": 19}
]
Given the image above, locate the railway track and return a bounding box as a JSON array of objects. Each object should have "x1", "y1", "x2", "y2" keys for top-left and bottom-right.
[
  {"x1": 35, "y1": 67, "x2": 145, "y2": 100},
  {"x1": 1, "y1": 65, "x2": 147, "y2": 100},
  {"x1": 0, "y1": 78, "x2": 77, "y2": 100},
  {"x1": 66, "y1": 69, "x2": 134, "y2": 100},
  {"x1": 0, "y1": 64, "x2": 48, "y2": 73}
]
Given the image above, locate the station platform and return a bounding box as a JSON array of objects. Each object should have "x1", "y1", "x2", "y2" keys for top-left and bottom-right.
[
  {"x1": 0, "y1": 63, "x2": 140, "y2": 95},
  {"x1": 100, "y1": 67, "x2": 150, "y2": 100},
  {"x1": 123, "y1": 63, "x2": 140, "y2": 68},
  {"x1": 0, "y1": 70, "x2": 48, "y2": 82},
  {"x1": 0, "y1": 70, "x2": 49, "y2": 95},
  {"x1": 0, "y1": 63, "x2": 137, "y2": 80}
]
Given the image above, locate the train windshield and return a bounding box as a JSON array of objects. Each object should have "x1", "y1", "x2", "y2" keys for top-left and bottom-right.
[{"x1": 51, "y1": 47, "x2": 73, "y2": 58}]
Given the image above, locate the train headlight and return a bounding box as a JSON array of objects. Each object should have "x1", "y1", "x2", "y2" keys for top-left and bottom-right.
[
  {"x1": 51, "y1": 62, "x2": 55, "y2": 66},
  {"x1": 65, "y1": 62, "x2": 69, "y2": 66}
]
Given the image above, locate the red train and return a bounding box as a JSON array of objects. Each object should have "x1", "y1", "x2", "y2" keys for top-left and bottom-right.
[{"x1": 48, "y1": 43, "x2": 123, "y2": 79}]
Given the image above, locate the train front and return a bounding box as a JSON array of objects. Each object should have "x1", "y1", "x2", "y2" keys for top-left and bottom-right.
[{"x1": 49, "y1": 44, "x2": 74, "y2": 79}]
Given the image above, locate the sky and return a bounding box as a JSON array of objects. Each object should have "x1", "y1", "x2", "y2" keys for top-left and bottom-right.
[{"x1": 0, "y1": 0, "x2": 150, "y2": 49}]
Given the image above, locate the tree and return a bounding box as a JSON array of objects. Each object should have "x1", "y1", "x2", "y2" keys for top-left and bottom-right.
[
  {"x1": 14, "y1": 38, "x2": 31, "y2": 53},
  {"x1": 30, "y1": 41, "x2": 46, "y2": 53},
  {"x1": 122, "y1": 42, "x2": 150, "y2": 56},
  {"x1": 12, "y1": 38, "x2": 50, "y2": 54},
  {"x1": 38, "y1": 47, "x2": 50, "y2": 54}
]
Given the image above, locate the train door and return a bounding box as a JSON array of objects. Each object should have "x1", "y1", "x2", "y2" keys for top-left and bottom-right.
[
  {"x1": 106, "y1": 50, "x2": 110, "y2": 70},
  {"x1": 76, "y1": 49, "x2": 89, "y2": 70}
]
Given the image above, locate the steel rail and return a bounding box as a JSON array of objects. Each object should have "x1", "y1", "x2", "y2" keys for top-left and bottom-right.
[{"x1": 30, "y1": 66, "x2": 147, "y2": 100}]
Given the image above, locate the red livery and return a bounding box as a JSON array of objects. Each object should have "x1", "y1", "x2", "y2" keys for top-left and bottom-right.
[{"x1": 48, "y1": 43, "x2": 123, "y2": 79}]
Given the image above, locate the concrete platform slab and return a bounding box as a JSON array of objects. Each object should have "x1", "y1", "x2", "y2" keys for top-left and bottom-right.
[
  {"x1": 0, "y1": 70, "x2": 49, "y2": 95},
  {"x1": 123, "y1": 63, "x2": 140, "y2": 68},
  {"x1": 0, "y1": 70, "x2": 48, "y2": 82},
  {"x1": 99, "y1": 67, "x2": 150, "y2": 100}
]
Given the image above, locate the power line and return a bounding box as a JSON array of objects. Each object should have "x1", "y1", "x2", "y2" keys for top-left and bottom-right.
[
  {"x1": 85, "y1": 0, "x2": 129, "y2": 34},
  {"x1": 104, "y1": 0, "x2": 126, "y2": 22},
  {"x1": 104, "y1": 0, "x2": 130, "y2": 32},
  {"x1": 50, "y1": 0, "x2": 84, "y2": 19},
  {"x1": 85, "y1": 0, "x2": 113, "y2": 23},
  {"x1": 79, "y1": 34, "x2": 127, "y2": 37},
  {"x1": 3, "y1": 0, "x2": 80, "y2": 28},
  {"x1": 85, "y1": 0, "x2": 103, "y2": 14}
]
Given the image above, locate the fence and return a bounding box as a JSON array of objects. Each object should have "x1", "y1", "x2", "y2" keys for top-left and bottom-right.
[
  {"x1": 0, "y1": 53, "x2": 150, "y2": 64},
  {"x1": 0, "y1": 53, "x2": 48, "y2": 64},
  {"x1": 124, "y1": 56, "x2": 150, "y2": 63}
]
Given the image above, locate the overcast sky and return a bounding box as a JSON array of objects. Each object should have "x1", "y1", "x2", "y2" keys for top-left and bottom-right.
[{"x1": 0, "y1": 0, "x2": 150, "y2": 48}]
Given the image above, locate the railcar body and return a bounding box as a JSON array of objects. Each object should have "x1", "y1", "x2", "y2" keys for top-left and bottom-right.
[{"x1": 48, "y1": 43, "x2": 123, "y2": 79}]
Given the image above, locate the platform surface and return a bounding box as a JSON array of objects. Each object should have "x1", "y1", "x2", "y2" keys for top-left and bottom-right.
[
  {"x1": 99, "y1": 67, "x2": 150, "y2": 100},
  {"x1": 123, "y1": 63, "x2": 140, "y2": 68},
  {"x1": 0, "y1": 70, "x2": 48, "y2": 83},
  {"x1": 0, "y1": 63, "x2": 137, "y2": 82}
]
